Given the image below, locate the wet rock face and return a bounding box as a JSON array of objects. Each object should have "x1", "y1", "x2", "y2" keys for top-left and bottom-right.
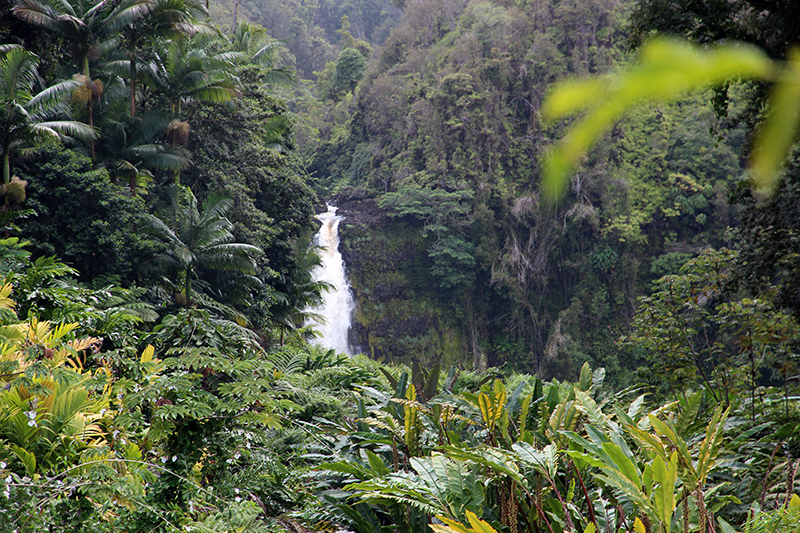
[{"x1": 332, "y1": 189, "x2": 461, "y2": 365}]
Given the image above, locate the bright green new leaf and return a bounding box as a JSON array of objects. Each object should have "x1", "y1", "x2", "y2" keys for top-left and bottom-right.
[
  {"x1": 433, "y1": 511, "x2": 498, "y2": 533},
  {"x1": 751, "y1": 48, "x2": 800, "y2": 191},
  {"x1": 542, "y1": 37, "x2": 774, "y2": 199},
  {"x1": 789, "y1": 494, "x2": 800, "y2": 509}
]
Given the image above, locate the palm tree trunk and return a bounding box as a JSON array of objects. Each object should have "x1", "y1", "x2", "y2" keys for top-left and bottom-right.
[
  {"x1": 87, "y1": 99, "x2": 95, "y2": 160},
  {"x1": 185, "y1": 267, "x2": 192, "y2": 306},
  {"x1": 83, "y1": 55, "x2": 95, "y2": 160},
  {"x1": 130, "y1": 60, "x2": 137, "y2": 118},
  {"x1": 129, "y1": 37, "x2": 138, "y2": 118},
  {"x1": 3, "y1": 149, "x2": 10, "y2": 185}
]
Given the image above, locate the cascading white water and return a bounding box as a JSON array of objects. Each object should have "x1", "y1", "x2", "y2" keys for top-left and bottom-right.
[{"x1": 306, "y1": 205, "x2": 354, "y2": 355}]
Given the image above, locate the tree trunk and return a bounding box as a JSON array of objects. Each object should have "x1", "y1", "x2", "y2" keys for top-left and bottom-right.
[
  {"x1": 185, "y1": 267, "x2": 192, "y2": 306},
  {"x1": 3, "y1": 149, "x2": 10, "y2": 185},
  {"x1": 87, "y1": 98, "x2": 95, "y2": 160},
  {"x1": 130, "y1": 46, "x2": 137, "y2": 118},
  {"x1": 83, "y1": 55, "x2": 95, "y2": 160}
]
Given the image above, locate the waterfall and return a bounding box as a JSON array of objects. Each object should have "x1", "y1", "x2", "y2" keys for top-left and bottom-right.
[{"x1": 306, "y1": 205, "x2": 354, "y2": 355}]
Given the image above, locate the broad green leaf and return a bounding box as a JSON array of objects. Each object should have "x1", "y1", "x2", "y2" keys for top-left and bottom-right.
[
  {"x1": 602, "y1": 442, "x2": 641, "y2": 486},
  {"x1": 433, "y1": 511, "x2": 498, "y2": 533},
  {"x1": 365, "y1": 450, "x2": 390, "y2": 476},
  {"x1": 564, "y1": 449, "x2": 609, "y2": 471},
  {"x1": 139, "y1": 345, "x2": 156, "y2": 363},
  {"x1": 789, "y1": 494, "x2": 800, "y2": 508},
  {"x1": 517, "y1": 391, "x2": 533, "y2": 441},
  {"x1": 442, "y1": 446, "x2": 522, "y2": 484},
  {"x1": 541, "y1": 78, "x2": 606, "y2": 119},
  {"x1": 575, "y1": 389, "x2": 607, "y2": 428},
  {"x1": 627, "y1": 393, "x2": 647, "y2": 421},
  {"x1": 595, "y1": 470, "x2": 655, "y2": 516},
  {"x1": 752, "y1": 48, "x2": 800, "y2": 191},
  {"x1": 578, "y1": 362, "x2": 592, "y2": 391},
  {"x1": 465, "y1": 510, "x2": 499, "y2": 533},
  {"x1": 648, "y1": 415, "x2": 693, "y2": 471},
  {"x1": 411, "y1": 456, "x2": 445, "y2": 501},
  {"x1": 717, "y1": 517, "x2": 738, "y2": 533},
  {"x1": 652, "y1": 452, "x2": 678, "y2": 530},
  {"x1": 542, "y1": 37, "x2": 773, "y2": 199}
]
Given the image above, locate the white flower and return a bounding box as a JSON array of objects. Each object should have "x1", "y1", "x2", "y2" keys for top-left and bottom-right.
[
  {"x1": 27, "y1": 420, "x2": 37, "y2": 427},
  {"x1": 171, "y1": 456, "x2": 177, "y2": 462},
  {"x1": 1, "y1": 461, "x2": 6, "y2": 469},
  {"x1": 235, "y1": 496, "x2": 242, "y2": 502},
  {"x1": 5, "y1": 475, "x2": 11, "y2": 483},
  {"x1": 234, "y1": 488, "x2": 240, "y2": 494},
  {"x1": 161, "y1": 457, "x2": 168, "y2": 463},
  {"x1": 99, "y1": 409, "x2": 107, "y2": 416}
]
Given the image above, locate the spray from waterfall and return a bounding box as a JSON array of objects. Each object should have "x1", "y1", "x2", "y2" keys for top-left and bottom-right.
[{"x1": 306, "y1": 205, "x2": 354, "y2": 355}]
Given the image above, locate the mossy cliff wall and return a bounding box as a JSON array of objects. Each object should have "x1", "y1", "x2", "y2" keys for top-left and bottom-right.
[{"x1": 334, "y1": 191, "x2": 467, "y2": 368}]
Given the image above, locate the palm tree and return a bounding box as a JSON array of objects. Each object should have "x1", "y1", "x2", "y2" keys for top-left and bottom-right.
[
  {"x1": 13, "y1": 0, "x2": 154, "y2": 80},
  {"x1": 141, "y1": 186, "x2": 261, "y2": 306},
  {"x1": 0, "y1": 45, "x2": 96, "y2": 185},
  {"x1": 226, "y1": 21, "x2": 295, "y2": 87},
  {"x1": 142, "y1": 36, "x2": 238, "y2": 117},
  {"x1": 270, "y1": 245, "x2": 332, "y2": 345},
  {"x1": 117, "y1": 0, "x2": 213, "y2": 118},
  {"x1": 12, "y1": 0, "x2": 153, "y2": 155},
  {"x1": 95, "y1": 101, "x2": 191, "y2": 194}
]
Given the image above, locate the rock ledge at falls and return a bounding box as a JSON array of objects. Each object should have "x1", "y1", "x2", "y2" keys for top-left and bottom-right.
[{"x1": 331, "y1": 188, "x2": 465, "y2": 366}]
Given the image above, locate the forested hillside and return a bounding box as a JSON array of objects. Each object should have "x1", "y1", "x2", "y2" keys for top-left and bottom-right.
[
  {"x1": 0, "y1": 0, "x2": 799, "y2": 532},
  {"x1": 304, "y1": 0, "x2": 747, "y2": 384}
]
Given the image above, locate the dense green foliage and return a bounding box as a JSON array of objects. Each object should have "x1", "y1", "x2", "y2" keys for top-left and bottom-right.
[
  {"x1": 0, "y1": 245, "x2": 796, "y2": 532},
  {"x1": 1, "y1": 0, "x2": 319, "y2": 341},
  {"x1": 0, "y1": 0, "x2": 799, "y2": 532},
  {"x1": 305, "y1": 0, "x2": 753, "y2": 383}
]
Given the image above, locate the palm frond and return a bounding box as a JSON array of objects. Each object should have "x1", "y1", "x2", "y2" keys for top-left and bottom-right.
[
  {"x1": 27, "y1": 80, "x2": 81, "y2": 109},
  {"x1": 30, "y1": 121, "x2": 97, "y2": 142},
  {"x1": 102, "y1": 0, "x2": 155, "y2": 35},
  {"x1": 259, "y1": 67, "x2": 296, "y2": 88},
  {"x1": 12, "y1": 1, "x2": 69, "y2": 34}
]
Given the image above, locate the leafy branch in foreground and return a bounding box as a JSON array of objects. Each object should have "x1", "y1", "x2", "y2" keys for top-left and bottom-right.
[{"x1": 541, "y1": 38, "x2": 800, "y2": 199}]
